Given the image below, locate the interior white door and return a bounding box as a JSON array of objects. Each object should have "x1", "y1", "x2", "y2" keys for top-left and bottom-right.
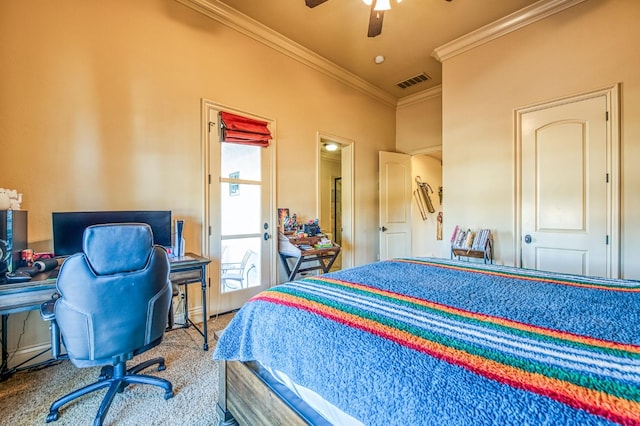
[
  {"x1": 204, "y1": 101, "x2": 275, "y2": 315},
  {"x1": 521, "y1": 95, "x2": 609, "y2": 277},
  {"x1": 379, "y1": 151, "x2": 412, "y2": 260}
]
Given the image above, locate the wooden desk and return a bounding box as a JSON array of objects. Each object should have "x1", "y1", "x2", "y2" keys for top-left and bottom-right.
[
  {"x1": 278, "y1": 233, "x2": 341, "y2": 281},
  {"x1": 0, "y1": 252, "x2": 210, "y2": 380}
]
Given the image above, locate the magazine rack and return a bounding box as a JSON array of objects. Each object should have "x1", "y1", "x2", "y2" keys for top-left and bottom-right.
[{"x1": 450, "y1": 228, "x2": 493, "y2": 264}]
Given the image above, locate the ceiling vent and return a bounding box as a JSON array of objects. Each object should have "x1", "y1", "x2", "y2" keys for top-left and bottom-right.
[{"x1": 395, "y1": 73, "x2": 430, "y2": 89}]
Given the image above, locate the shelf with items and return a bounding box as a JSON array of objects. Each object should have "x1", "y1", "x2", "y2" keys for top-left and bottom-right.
[
  {"x1": 278, "y1": 232, "x2": 341, "y2": 281},
  {"x1": 450, "y1": 226, "x2": 493, "y2": 264}
]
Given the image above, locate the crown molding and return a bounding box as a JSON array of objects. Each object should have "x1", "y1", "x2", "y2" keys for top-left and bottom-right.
[
  {"x1": 397, "y1": 85, "x2": 442, "y2": 109},
  {"x1": 432, "y1": 0, "x2": 588, "y2": 62},
  {"x1": 174, "y1": 0, "x2": 397, "y2": 107},
  {"x1": 407, "y1": 145, "x2": 442, "y2": 157}
]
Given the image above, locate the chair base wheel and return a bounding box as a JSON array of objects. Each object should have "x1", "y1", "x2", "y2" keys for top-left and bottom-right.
[
  {"x1": 164, "y1": 390, "x2": 174, "y2": 400},
  {"x1": 46, "y1": 411, "x2": 60, "y2": 423}
]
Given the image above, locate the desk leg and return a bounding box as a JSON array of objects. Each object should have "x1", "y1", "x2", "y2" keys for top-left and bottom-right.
[
  {"x1": 172, "y1": 277, "x2": 208, "y2": 351},
  {"x1": 183, "y1": 282, "x2": 190, "y2": 327},
  {"x1": 287, "y1": 257, "x2": 304, "y2": 281},
  {"x1": 279, "y1": 253, "x2": 293, "y2": 281},
  {"x1": 200, "y1": 264, "x2": 209, "y2": 351},
  {"x1": 323, "y1": 251, "x2": 340, "y2": 273},
  {"x1": 1, "y1": 315, "x2": 8, "y2": 379}
]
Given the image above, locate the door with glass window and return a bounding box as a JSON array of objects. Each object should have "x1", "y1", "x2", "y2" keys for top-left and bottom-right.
[{"x1": 204, "y1": 102, "x2": 275, "y2": 314}]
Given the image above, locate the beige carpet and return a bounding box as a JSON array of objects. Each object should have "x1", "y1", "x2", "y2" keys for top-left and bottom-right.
[{"x1": 0, "y1": 313, "x2": 235, "y2": 426}]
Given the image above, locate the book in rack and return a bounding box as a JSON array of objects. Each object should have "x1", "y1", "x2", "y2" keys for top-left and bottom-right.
[{"x1": 450, "y1": 226, "x2": 493, "y2": 264}]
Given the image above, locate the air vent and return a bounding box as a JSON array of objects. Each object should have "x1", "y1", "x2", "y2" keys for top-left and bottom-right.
[{"x1": 395, "y1": 73, "x2": 430, "y2": 89}]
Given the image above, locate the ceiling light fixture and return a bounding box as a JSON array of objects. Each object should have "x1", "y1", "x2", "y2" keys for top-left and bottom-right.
[
  {"x1": 374, "y1": 55, "x2": 385, "y2": 64},
  {"x1": 324, "y1": 143, "x2": 339, "y2": 152},
  {"x1": 362, "y1": 0, "x2": 401, "y2": 10},
  {"x1": 374, "y1": 0, "x2": 391, "y2": 11}
]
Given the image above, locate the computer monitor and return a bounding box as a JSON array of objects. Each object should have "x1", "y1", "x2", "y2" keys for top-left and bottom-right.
[{"x1": 52, "y1": 210, "x2": 172, "y2": 257}]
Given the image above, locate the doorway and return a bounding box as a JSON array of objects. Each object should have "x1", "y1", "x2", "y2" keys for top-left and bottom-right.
[
  {"x1": 202, "y1": 100, "x2": 277, "y2": 315},
  {"x1": 333, "y1": 177, "x2": 342, "y2": 248},
  {"x1": 318, "y1": 133, "x2": 354, "y2": 270},
  {"x1": 516, "y1": 85, "x2": 620, "y2": 278}
]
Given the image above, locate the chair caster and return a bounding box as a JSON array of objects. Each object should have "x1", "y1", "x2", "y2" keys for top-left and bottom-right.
[
  {"x1": 46, "y1": 411, "x2": 60, "y2": 423},
  {"x1": 158, "y1": 363, "x2": 166, "y2": 372},
  {"x1": 99, "y1": 366, "x2": 112, "y2": 380},
  {"x1": 164, "y1": 390, "x2": 174, "y2": 400}
]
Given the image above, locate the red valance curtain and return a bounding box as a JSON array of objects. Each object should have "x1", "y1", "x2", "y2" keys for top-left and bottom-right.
[{"x1": 220, "y1": 111, "x2": 272, "y2": 147}]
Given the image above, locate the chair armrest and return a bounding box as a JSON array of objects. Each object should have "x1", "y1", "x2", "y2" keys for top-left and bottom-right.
[
  {"x1": 40, "y1": 298, "x2": 62, "y2": 359},
  {"x1": 40, "y1": 299, "x2": 56, "y2": 322},
  {"x1": 221, "y1": 262, "x2": 242, "y2": 272}
]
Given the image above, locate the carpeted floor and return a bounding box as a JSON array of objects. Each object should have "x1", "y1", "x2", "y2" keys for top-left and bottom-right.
[{"x1": 0, "y1": 313, "x2": 235, "y2": 426}]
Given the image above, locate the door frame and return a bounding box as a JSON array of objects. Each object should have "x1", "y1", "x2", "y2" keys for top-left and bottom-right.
[
  {"x1": 201, "y1": 99, "x2": 278, "y2": 314},
  {"x1": 514, "y1": 84, "x2": 620, "y2": 277},
  {"x1": 316, "y1": 132, "x2": 354, "y2": 270}
]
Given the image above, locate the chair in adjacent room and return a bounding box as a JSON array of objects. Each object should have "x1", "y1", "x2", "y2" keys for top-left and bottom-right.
[
  {"x1": 221, "y1": 249, "x2": 256, "y2": 290},
  {"x1": 40, "y1": 223, "x2": 174, "y2": 426}
]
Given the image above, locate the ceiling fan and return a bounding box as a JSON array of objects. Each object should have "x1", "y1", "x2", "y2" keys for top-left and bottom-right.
[{"x1": 305, "y1": 0, "x2": 452, "y2": 38}]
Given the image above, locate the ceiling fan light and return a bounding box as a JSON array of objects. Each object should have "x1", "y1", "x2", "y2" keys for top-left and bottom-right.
[{"x1": 374, "y1": 0, "x2": 391, "y2": 11}]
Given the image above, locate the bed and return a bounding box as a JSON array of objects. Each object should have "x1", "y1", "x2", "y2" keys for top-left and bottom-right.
[{"x1": 213, "y1": 257, "x2": 640, "y2": 425}]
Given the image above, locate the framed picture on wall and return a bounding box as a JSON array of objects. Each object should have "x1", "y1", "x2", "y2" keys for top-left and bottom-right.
[{"x1": 229, "y1": 172, "x2": 240, "y2": 196}]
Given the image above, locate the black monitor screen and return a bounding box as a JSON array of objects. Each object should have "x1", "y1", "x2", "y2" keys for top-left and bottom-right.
[{"x1": 52, "y1": 210, "x2": 172, "y2": 257}]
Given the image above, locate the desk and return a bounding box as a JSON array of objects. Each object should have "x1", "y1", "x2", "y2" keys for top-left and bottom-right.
[
  {"x1": 168, "y1": 253, "x2": 211, "y2": 350},
  {"x1": 0, "y1": 252, "x2": 210, "y2": 380},
  {"x1": 0, "y1": 277, "x2": 59, "y2": 380},
  {"x1": 278, "y1": 233, "x2": 341, "y2": 282}
]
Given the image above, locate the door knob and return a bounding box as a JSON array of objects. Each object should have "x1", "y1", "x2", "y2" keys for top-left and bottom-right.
[
  {"x1": 380, "y1": 226, "x2": 387, "y2": 232},
  {"x1": 263, "y1": 232, "x2": 271, "y2": 241},
  {"x1": 524, "y1": 234, "x2": 532, "y2": 244}
]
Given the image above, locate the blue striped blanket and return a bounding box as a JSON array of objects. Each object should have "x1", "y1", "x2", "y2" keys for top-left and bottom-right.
[{"x1": 214, "y1": 258, "x2": 640, "y2": 425}]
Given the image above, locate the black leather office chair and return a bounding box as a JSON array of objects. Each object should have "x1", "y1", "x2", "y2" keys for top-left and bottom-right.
[{"x1": 40, "y1": 223, "x2": 174, "y2": 426}]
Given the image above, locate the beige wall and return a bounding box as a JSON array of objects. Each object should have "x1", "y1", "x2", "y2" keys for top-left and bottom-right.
[
  {"x1": 442, "y1": 0, "x2": 640, "y2": 278},
  {"x1": 0, "y1": 0, "x2": 395, "y2": 366},
  {"x1": 0, "y1": 0, "x2": 395, "y2": 262},
  {"x1": 396, "y1": 89, "x2": 442, "y2": 154},
  {"x1": 411, "y1": 155, "x2": 445, "y2": 257}
]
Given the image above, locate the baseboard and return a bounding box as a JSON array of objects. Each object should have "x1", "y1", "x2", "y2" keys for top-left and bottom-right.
[{"x1": 4, "y1": 341, "x2": 55, "y2": 371}]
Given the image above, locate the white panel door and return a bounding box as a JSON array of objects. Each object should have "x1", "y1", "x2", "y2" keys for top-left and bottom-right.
[
  {"x1": 521, "y1": 95, "x2": 608, "y2": 276},
  {"x1": 379, "y1": 151, "x2": 412, "y2": 260}
]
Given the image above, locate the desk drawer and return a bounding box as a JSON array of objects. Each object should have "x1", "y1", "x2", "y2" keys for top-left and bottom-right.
[{"x1": 170, "y1": 269, "x2": 202, "y2": 284}]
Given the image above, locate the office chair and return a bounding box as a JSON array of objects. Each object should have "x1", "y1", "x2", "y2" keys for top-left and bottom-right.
[{"x1": 40, "y1": 223, "x2": 174, "y2": 426}]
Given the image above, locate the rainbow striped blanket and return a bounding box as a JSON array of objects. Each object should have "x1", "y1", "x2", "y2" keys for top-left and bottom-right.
[{"x1": 214, "y1": 258, "x2": 640, "y2": 425}]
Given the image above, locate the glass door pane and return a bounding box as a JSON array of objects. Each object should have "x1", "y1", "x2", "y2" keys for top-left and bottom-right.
[{"x1": 220, "y1": 179, "x2": 262, "y2": 293}]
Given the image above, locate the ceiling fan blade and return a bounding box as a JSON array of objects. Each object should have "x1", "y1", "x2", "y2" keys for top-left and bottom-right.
[
  {"x1": 305, "y1": 0, "x2": 329, "y2": 7},
  {"x1": 367, "y1": 3, "x2": 384, "y2": 38}
]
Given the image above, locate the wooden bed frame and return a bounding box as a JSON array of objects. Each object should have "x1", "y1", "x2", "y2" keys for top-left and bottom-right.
[{"x1": 216, "y1": 360, "x2": 320, "y2": 426}]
